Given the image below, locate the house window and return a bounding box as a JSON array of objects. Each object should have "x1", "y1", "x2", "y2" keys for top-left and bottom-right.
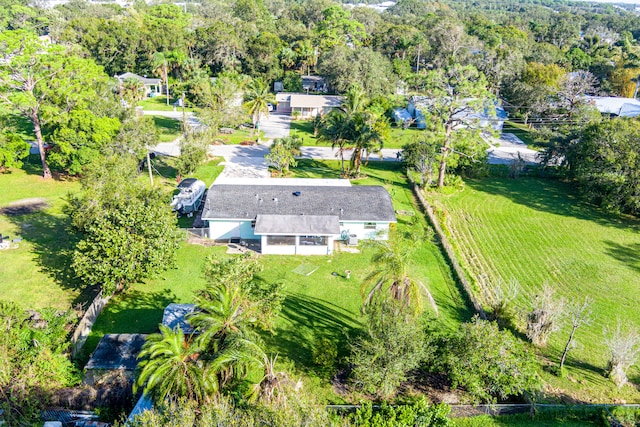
[
  {"x1": 299, "y1": 235, "x2": 328, "y2": 246},
  {"x1": 364, "y1": 222, "x2": 377, "y2": 230},
  {"x1": 266, "y1": 235, "x2": 296, "y2": 246}
]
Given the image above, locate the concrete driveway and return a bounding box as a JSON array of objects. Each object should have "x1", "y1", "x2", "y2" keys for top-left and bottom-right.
[
  {"x1": 208, "y1": 144, "x2": 271, "y2": 179},
  {"x1": 259, "y1": 113, "x2": 291, "y2": 139}
]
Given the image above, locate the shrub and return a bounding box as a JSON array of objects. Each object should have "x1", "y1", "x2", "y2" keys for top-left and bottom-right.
[{"x1": 312, "y1": 337, "x2": 338, "y2": 371}]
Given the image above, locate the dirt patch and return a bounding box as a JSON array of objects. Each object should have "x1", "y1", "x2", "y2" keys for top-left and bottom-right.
[{"x1": 0, "y1": 198, "x2": 49, "y2": 216}]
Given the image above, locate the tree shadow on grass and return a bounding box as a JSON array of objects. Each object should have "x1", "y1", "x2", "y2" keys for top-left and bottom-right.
[
  {"x1": 77, "y1": 288, "x2": 177, "y2": 366},
  {"x1": 262, "y1": 292, "x2": 362, "y2": 375},
  {"x1": 5, "y1": 209, "x2": 96, "y2": 306},
  {"x1": 294, "y1": 159, "x2": 342, "y2": 179},
  {"x1": 603, "y1": 240, "x2": 640, "y2": 273},
  {"x1": 465, "y1": 178, "x2": 640, "y2": 231}
]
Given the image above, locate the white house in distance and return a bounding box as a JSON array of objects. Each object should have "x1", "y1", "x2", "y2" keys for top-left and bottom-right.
[
  {"x1": 584, "y1": 96, "x2": 640, "y2": 117},
  {"x1": 115, "y1": 72, "x2": 163, "y2": 97},
  {"x1": 275, "y1": 93, "x2": 344, "y2": 118},
  {"x1": 200, "y1": 178, "x2": 396, "y2": 255},
  {"x1": 395, "y1": 96, "x2": 507, "y2": 131}
]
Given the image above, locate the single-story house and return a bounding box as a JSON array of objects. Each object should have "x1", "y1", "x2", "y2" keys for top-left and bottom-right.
[
  {"x1": 84, "y1": 334, "x2": 147, "y2": 386},
  {"x1": 200, "y1": 179, "x2": 396, "y2": 255},
  {"x1": 302, "y1": 75, "x2": 328, "y2": 92},
  {"x1": 115, "y1": 72, "x2": 162, "y2": 97},
  {"x1": 275, "y1": 93, "x2": 344, "y2": 117},
  {"x1": 404, "y1": 96, "x2": 507, "y2": 131},
  {"x1": 584, "y1": 96, "x2": 640, "y2": 117}
]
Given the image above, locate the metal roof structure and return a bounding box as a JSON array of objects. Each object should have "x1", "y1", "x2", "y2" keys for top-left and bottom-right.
[
  {"x1": 161, "y1": 303, "x2": 197, "y2": 335},
  {"x1": 201, "y1": 184, "x2": 396, "y2": 223},
  {"x1": 85, "y1": 334, "x2": 147, "y2": 371},
  {"x1": 584, "y1": 96, "x2": 640, "y2": 117}
]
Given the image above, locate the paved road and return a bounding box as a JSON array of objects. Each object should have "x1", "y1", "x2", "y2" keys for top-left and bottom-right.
[{"x1": 485, "y1": 133, "x2": 541, "y2": 165}]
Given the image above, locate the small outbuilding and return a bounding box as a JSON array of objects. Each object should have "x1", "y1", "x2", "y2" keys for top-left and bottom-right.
[
  {"x1": 161, "y1": 303, "x2": 197, "y2": 335},
  {"x1": 84, "y1": 334, "x2": 147, "y2": 386}
]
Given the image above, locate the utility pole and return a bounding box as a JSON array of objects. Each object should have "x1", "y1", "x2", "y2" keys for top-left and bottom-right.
[
  {"x1": 416, "y1": 45, "x2": 421, "y2": 73},
  {"x1": 147, "y1": 151, "x2": 154, "y2": 186}
]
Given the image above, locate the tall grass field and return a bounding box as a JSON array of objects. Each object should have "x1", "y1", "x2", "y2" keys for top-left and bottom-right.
[{"x1": 427, "y1": 177, "x2": 640, "y2": 402}]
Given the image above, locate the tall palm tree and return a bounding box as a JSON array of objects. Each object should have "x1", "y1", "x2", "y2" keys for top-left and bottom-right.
[
  {"x1": 243, "y1": 78, "x2": 274, "y2": 137},
  {"x1": 135, "y1": 325, "x2": 215, "y2": 403},
  {"x1": 350, "y1": 113, "x2": 384, "y2": 177},
  {"x1": 152, "y1": 52, "x2": 170, "y2": 106},
  {"x1": 319, "y1": 111, "x2": 353, "y2": 175},
  {"x1": 360, "y1": 232, "x2": 430, "y2": 314},
  {"x1": 121, "y1": 77, "x2": 146, "y2": 105}
]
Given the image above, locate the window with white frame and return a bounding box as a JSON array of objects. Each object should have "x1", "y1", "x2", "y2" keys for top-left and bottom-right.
[
  {"x1": 364, "y1": 222, "x2": 376, "y2": 230},
  {"x1": 266, "y1": 235, "x2": 296, "y2": 246},
  {"x1": 299, "y1": 235, "x2": 328, "y2": 246}
]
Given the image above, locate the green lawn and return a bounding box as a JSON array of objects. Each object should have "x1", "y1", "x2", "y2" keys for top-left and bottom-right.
[
  {"x1": 1, "y1": 111, "x2": 35, "y2": 140},
  {"x1": 290, "y1": 119, "x2": 425, "y2": 149},
  {"x1": 212, "y1": 128, "x2": 265, "y2": 145},
  {"x1": 502, "y1": 121, "x2": 537, "y2": 148},
  {"x1": 426, "y1": 177, "x2": 640, "y2": 402},
  {"x1": 0, "y1": 161, "x2": 86, "y2": 310},
  {"x1": 453, "y1": 412, "x2": 603, "y2": 427},
  {"x1": 81, "y1": 160, "x2": 469, "y2": 401},
  {"x1": 150, "y1": 115, "x2": 183, "y2": 142},
  {"x1": 138, "y1": 96, "x2": 193, "y2": 112}
]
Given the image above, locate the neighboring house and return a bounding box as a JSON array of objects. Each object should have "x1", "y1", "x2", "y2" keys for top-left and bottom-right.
[
  {"x1": 200, "y1": 179, "x2": 396, "y2": 255},
  {"x1": 302, "y1": 75, "x2": 327, "y2": 92},
  {"x1": 275, "y1": 93, "x2": 344, "y2": 117},
  {"x1": 401, "y1": 96, "x2": 507, "y2": 131},
  {"x1": 84, "y1": 334, "x2": 147, "y2": 386},
  {"x1": 115, "y1": 72, "x2": 162, "y2": 97},
  {"x1": 584, "y1": 96, "x2": 640, "y2": 117}
]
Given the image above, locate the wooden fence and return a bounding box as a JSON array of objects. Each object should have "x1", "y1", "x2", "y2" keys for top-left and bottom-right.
[{"x1": 71, "y1": 291, "x2": 111, "y2": 358}]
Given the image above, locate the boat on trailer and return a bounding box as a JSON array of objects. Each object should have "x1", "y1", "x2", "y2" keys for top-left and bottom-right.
[{"x1": 171, "y1": 178, "x2": 206, "y2": 217}]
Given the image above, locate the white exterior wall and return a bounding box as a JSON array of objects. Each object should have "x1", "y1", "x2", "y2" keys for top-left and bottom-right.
[
  {"x1": 340, "y1": 221, "x2": 390, "y2": 240},
  {"x1": 260, "y1": 235, "x2": 296, "y2": 255},
  {"x1": 260, "y1": 235, "x2": 335, "y2": 255},
  {"x1": 209, "y1": 220, "x2": 258, "y2": 240},
  {"x1": 209, "y1": 221, "x2": 242, "y2": 240}
]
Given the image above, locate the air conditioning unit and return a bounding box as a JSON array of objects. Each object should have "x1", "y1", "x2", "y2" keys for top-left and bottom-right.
[{"x1": 348, "y1": 234, "x2": 358, "y2": 246}]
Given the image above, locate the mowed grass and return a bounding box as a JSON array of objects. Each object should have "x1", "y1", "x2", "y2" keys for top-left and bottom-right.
[
  {"x1": 0, "y1": 161, "x2": 85, "y2": 310},
  {"x1": 151, "y1": 115, "x2": 183, "y2": 142},
  {"x1": 290, "y1": 119, "x2": 425, "y2": 149},
  {"x1": 138, "y1": 97, "x2": 193, "y2": 112},
  {"x1": 82, "y1": 160, "x2": 469, "y2": 399},
  {"x1": 212, "y1": 128, "x2": 265, "y2": 145},
  {"x1": 427, "y1": 177, "x2": 640, "y2": 402}
]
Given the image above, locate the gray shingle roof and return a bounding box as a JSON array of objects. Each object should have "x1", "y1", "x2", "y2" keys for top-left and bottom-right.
[
  {"x1": 201, "y1": 185, "x2": 396, "y2": 223},
  {"x1": 255, "y1": 214, "x2": 340, "y2": 235},
  {"x1": 116, "y1": 72, "x2": 161, "y2": 86}
]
